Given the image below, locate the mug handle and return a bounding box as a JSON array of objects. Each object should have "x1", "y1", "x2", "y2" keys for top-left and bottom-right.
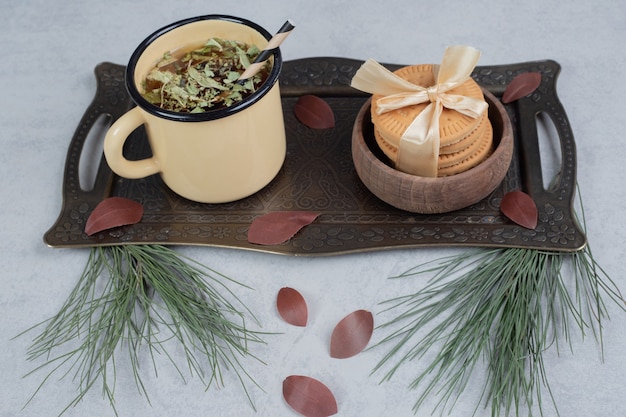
[{"x1": 103, "y1": 107, "x2": 160, "y2": 179}]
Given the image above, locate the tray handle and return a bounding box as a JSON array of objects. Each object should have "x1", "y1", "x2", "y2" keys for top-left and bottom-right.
[
  {"x1": 44, "y1": 62, "x2": 132, "y2": 246},
  {"x1": 510, "y1": 60, "x2": 586, "y2": 250},
  {"x1": 66, "y1": 63, "x2": 132, "y2": 199},
  {"x1": 513, "y1": 61, "x2": 578, "y2": 204}
]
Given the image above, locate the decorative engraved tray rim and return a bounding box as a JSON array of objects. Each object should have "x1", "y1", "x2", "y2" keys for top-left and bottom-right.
[{"x1": 44, "y1": 57, "x2": 586, "y2": 256}]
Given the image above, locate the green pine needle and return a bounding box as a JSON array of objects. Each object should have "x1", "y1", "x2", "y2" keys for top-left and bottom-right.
[
  {"x1": 18, "y1": 244, "x2": 267, "y2": 416},
  {"x1": 372, "y1": 194, "x2": 625, "y2": 417}
]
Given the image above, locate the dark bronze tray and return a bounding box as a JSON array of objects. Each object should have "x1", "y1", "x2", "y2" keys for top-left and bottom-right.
[{"x1": 44, "y1": 58, "x2": 585, "y2": 255}]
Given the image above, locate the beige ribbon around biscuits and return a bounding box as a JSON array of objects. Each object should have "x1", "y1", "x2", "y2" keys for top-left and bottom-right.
[{"x1": 351, "y1": 45, "x2": 488, "y2": 177}]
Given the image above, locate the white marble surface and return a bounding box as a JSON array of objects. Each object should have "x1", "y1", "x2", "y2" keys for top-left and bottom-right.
[{"x1": 2, "y1": 1, "x2": 625, "y2": 416}]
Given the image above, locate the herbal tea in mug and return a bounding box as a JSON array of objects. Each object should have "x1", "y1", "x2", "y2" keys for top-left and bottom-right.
[
  {"x1": 103, "y1": 15, "x2": 286, "y2": 204},
  {"x1": 141, "y1": 38, "x2": 271, "y2": 113}
]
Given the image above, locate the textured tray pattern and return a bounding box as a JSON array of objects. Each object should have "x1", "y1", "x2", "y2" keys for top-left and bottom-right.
[{"x1": 44, "y1": 58, "x2": 585, "y2": 255}]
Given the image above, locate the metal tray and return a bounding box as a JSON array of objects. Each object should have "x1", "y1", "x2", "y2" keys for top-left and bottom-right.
[{"x1": 44, "y1": 58, "x2": 585, "y2": 255}]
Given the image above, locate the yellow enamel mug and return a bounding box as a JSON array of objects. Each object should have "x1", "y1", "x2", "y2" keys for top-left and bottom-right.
[{"x1": 104, "y1": 15, "x2": 286, "y2": 203}]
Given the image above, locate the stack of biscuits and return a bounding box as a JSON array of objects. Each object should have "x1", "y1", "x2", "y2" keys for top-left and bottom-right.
[{"x1": 371, "y1": 64, "x2": 492, "y2": 177}]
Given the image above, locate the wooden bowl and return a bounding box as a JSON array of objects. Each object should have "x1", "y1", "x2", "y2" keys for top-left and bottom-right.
[{"x1": 352, "y1": 88, "x2": 514, "y2": 214}]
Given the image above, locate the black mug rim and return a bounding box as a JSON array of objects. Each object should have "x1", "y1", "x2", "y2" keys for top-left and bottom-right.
[{"x1": 125, "y1": 14, "x2": 283, "y2": 122}]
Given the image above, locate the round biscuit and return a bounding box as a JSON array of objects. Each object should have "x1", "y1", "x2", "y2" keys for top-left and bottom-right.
[
  {"x1": 371, "y1": 64, "x2": 485, "y2": 148},
  {"x1": 438, "y1": 119, "x2": 494, "y2": 176},
  {"x1": 439, "y1": 111, "x2": 488, "y2": 155},
  {"x1": 374, "y1": 118, "x2": 493, "y2": 176},
  {"x1": 374, "y1": 128, "x2": 399, "y2": 162},
  {"x1": 438, "y1": 125, "x2": 488, "y2": 169}
]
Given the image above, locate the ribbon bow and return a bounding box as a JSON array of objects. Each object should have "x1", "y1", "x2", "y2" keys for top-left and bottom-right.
[{"x1": 351, "y1": 46, "x2": 488, "y2": 177}]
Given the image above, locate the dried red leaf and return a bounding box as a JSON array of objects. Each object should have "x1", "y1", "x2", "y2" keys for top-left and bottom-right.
[
  {"x1": 294, "y1": 95, "x2": 335, "y2": 129},
  {"x1": 500, "y1": 190, "x2": 538, "y2": 229},
  {"x1": 248, "y1": 211, "x2": 320, "y2": 245},
  {"x1": 502, "y1": 72, "x2": 542, "y2": 104},
  {"x1": 283, "y1": 375, "x2": 338, "y2": 417},
  {"x1": 330, "y1": 310, "x2": 374, "y2": 359},
  {"x1": 277, "y1": 287, "x2": 308, "y2": 327},
  {"x1": 85, "y1": 197, "x2": 143, "y2": 236}
]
